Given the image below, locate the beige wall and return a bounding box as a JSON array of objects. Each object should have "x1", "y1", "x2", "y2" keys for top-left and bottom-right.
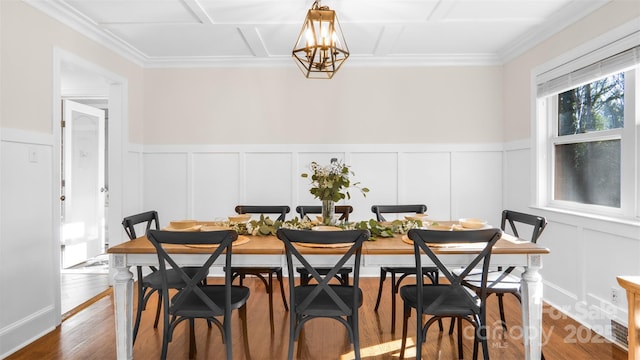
[
  {"x1": 503, "y1": 0, "x2": 640, "y2": 142},
  {"x1": 3, "y1": 1, "x2": 638, "y2": 145},
  {"x1": 2, "y1": 1, "x2": 504, "y2": 146},
  {"x1": 143, "y1": 65, "x2": 503, "y2": 144},
  {"x1": 0, "y1": 0, "x2": 144, "y2": 142}
]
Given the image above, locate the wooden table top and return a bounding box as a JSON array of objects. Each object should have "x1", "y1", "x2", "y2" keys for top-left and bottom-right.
[
  {"x1": 617, "y1": 276, "x2": 640, "y2": 293},
  {"x1": 107, "y1": 231, "x2": 550, "y2": 256}
]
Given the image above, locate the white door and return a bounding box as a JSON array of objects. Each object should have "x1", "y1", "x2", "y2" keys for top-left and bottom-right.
[{"x1": 61, "y1": 100, "x2": 107, "y2": 268}]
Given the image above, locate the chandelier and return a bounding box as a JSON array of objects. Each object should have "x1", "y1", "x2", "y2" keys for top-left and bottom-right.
[{"x1": 292, "y1": 1, "x2": 349, "y2": 79}]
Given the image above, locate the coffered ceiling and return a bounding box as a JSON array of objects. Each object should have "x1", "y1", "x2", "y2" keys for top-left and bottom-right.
[{"x1": 27, "y1": 0, "x2": 610, "y2": 68}]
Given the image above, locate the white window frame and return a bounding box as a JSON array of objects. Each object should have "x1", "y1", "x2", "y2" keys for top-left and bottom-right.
[{"x1": 532, "y1": 19, "x2": 640, "y2": 222}]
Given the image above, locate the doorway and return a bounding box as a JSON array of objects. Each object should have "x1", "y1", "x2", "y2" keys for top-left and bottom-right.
[
  {"x1": 60, "y1": 99, "x2": 107, "y2": 269},
  {"x1": 54, "y1": 49, "x2": 127, "y2": 320},
  {"x1": 59, "y1": 99, "x2": 110, "y2": 316}
]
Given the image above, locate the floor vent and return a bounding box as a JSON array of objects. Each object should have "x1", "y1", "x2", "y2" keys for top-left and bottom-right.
[{"x1": 611, "y1": 320, "x2": 628, "y2": 348}]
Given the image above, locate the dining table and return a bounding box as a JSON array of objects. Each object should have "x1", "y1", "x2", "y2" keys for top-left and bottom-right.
[{"x1": 107, "y1": 221, "x2": 550, "y2": 360}]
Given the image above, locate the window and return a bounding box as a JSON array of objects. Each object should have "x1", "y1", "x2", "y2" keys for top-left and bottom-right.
[
  {"x1": 553, "y1": 73, "x2": 624, "y2": 208},
  {"x1": 535, "y1": 41, "x2": 639, "y2": 220}
]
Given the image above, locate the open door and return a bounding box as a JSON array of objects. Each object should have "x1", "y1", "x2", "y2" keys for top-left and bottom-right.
[{"x1": 61, "y1": 99, "x2": 107, "y2": 268}]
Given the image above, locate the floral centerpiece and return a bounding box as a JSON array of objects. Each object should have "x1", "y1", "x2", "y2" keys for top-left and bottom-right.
[{"x1": 301, "y1": 160, "x2": 369, "y2": 225}]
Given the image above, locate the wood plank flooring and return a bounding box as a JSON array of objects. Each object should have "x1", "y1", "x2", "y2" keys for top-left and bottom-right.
[
  {"x1": 7, "y1": 277, "x2": 628, "y2": 360},
  {"x1": 60, "y1": 273, "x2": 110, "y2": 316}
]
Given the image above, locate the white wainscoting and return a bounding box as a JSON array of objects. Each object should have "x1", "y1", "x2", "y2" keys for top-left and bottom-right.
[
  {"x1": 141, "y1": 143, "x2": 505, "y2": 227},
  {"x1": 141, "y1": 143, "x2": 505, "y2": 278},
  {"x1": 0, "y1": 129, "x2": 57, "y2": 358},
  {"x1": 122, "y1": 144, "x2": 144, "y2": 223},
  {"x1": 503, "y1": 141, "x2": 640, "y2": 346}
]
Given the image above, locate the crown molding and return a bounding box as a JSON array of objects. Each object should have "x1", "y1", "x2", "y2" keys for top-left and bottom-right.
[
  {"x1": 24, "y1": 0, "x2": 147, "y2": 67},
  {"x1": 142, "y1": 53, "x2": 503, "y2": 69},
  {"x1": 498, "y1": 0, "x2": 611, "y2": 63},
  {"x1": 24, "y1": 0, "x2": 605, "y2": 69}
]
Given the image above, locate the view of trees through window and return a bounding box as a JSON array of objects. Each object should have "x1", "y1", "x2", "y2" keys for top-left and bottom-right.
[{"x1": 553, "y1": 73, "x2": 624, "y2": 207}]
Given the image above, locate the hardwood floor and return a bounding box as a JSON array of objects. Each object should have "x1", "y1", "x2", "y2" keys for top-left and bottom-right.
[
  {"x1": 60, "y1": 273, "x2": 110, "y2": 316},
  {"x1": 7, "y1": 277, "x2": 628, "y2": 360},
  {"x1": 60, "y1": 253, "x2": 110, "y2": 316}
]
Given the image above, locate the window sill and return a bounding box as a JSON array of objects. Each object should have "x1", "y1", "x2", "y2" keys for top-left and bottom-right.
[{"x1": 529, "y1": 205, "x2": 640, "y2": 239}]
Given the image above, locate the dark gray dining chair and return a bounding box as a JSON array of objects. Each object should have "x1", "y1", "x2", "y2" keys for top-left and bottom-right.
[
  {"x1": 147, "y1": 229, "x2": 251, "y2": 360},
  {"x1": 276, "y1": 228, "x2": 370, "y2": 360},
  {"x1": 370, "y1": 204, "x2": 440, "y2": 333},
  {"x1": 295, "y1": 205, "x2": 355, "y2": 285},
  {"x1": 399, "y1": 228, "x2": 502, "y2": 360},
  {"x1": 462, "y1": 210, "x2": 547, "y2": 329},
  {"x1": 121, "y1": 210, "x2": 207, "y2": 344},
  {"x1": 230, "y1": 205, "x2": 290, "y2": 333},
  {"x1": 235, "y1": 205, "x2": 289, "y2": 222},
  {"x1": 458, "y1": 210, "x2": 547, "y2": 359},
  {"x1": 295, "y1": 204, "x2": 353, "y2": 221}
]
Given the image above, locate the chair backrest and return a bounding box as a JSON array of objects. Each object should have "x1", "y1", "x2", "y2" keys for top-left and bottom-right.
[
  {"x1": 295, "y1": 205, "x2": 354, "y2": 221},
  {"x1": 235, "y1": 205, "x2": 290, "y2": 222},
  {"x1": 122, "y1": 210, "x2": 160, "y2": 240},
  {"x1": 276, "y1": 228, "x2": 369, "y2": 315},
  {"x1": 147, "y1": 229, "x2": 238, "y2": 316},
  {"x1": 407, "y1": 228, "x2": 502, "y2": 316},
  {"x1": 371, "y1": 204, "x2": 427, "y2": 222},
  {"x1": 501, "y1": 210, "x2": 547, "y2": 244}
]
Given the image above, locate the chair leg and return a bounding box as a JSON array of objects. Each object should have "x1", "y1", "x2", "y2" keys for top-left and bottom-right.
[
  {"x1": 300, "y1": 272, "x2": 310, "y2": 286},
  {"x1": 352, "y1": 313, "x2": 361, "y2": 360},
  {"x1": 457, "y1": 317, "x2": 464, "y2": 360},
  {"x1": 497, "y1": 293, "x2": 508, "y2": 331},
  {"x1": 342, "y1": 273, "x2": 350, "y2": 286},
  {"x1": 153, "y1": 291, "x2": 162, "y2": 328},
  {"x1": 276, "y1": 269, "x2": 289, "y2": 311},
  {"x1": 472, "y1": 329, "x2": 479, "y2": 360},
  {"x1": 268, "y1": 272, "x2": 275, "y2": 333},
  {"x1": 374, "y1": 268, "x2": 386, "y2": 311},
  {"x1": 160, "y1": 315, "x2": 170, "y2": 360},
  {"x1": 415, "y1": 308, "x2": 423, "y2": 360},
  {"x1": 474, "y1": 314, "x2": 490, "y2": 360},
  {"x1": 224, "y1": 310, "x2": 234, "y2": 360},
  {"x1": 240, "y1": 305, "x2": 252, "y2": 360},
  {"x1": 399, "y1": 303, "x2": 410, "y2": 360},
  {"x1": 391, "y1": 271, "x2": 398, "y2": 333},
  {"x1": 287, "y1": 311, "x2": 296, "y2": 360},
  {"x1": 188, "y1": 318, "x2": 196, "y2": 359},
  {"x1": 449, "y1": 316, "x2": 456, "y2": 335}
]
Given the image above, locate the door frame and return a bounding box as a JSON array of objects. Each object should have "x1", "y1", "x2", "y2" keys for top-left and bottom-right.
[{"x1": 53, "y1": 48, "x2": 128, "y2": 323}]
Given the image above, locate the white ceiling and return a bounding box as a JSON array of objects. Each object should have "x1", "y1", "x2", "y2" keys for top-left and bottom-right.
[{"x1": 29, "y1": 0, "x2": 609, "y2": 68}]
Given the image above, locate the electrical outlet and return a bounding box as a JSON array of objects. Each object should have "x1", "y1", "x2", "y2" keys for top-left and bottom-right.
[{"x1": 611, "y1": 287, "x2": 619, "y2": 304}]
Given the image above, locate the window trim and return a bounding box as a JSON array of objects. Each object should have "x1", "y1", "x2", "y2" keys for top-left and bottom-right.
[{"x1": 532, "y1": 18, "x2": 640, "y2": 221}]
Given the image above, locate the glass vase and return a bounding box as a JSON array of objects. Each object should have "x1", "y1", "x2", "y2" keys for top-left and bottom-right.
[{"x1": 321, "y1": 199, "x2": 335, "y2": 225}]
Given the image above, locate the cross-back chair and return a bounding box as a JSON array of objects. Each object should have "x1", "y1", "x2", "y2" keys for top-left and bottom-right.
[
  {"x1": 231, "y1": 205, "x2": 290, "y2": 333},
  {"x1": 147, "y1": 229, "x2": 251, "y2": 360},
  {"x1": 400, "y1": 228, "x2": 502, "y2": 360},
  {"x1": 121, "y1": 211, "x2": 206, "y2": 344},
  {"x1": 458, "y1": 210, "x2": 547, "y2": 359},
  {"x1": 294, "y1": 205, "x2": 355, "y2": 285},
  {"x1": 234, "y1": 205, "x2": 290, "y2": 222},
  {"x1": 295, "y1": 204, "x2": 353, "y2": 222},
  {"x1": 370, "y1": 204, "x2": 441, "y2": 333},
  {"x1": 276, "y1": 228, "x2": 370, "y2": 360}
]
